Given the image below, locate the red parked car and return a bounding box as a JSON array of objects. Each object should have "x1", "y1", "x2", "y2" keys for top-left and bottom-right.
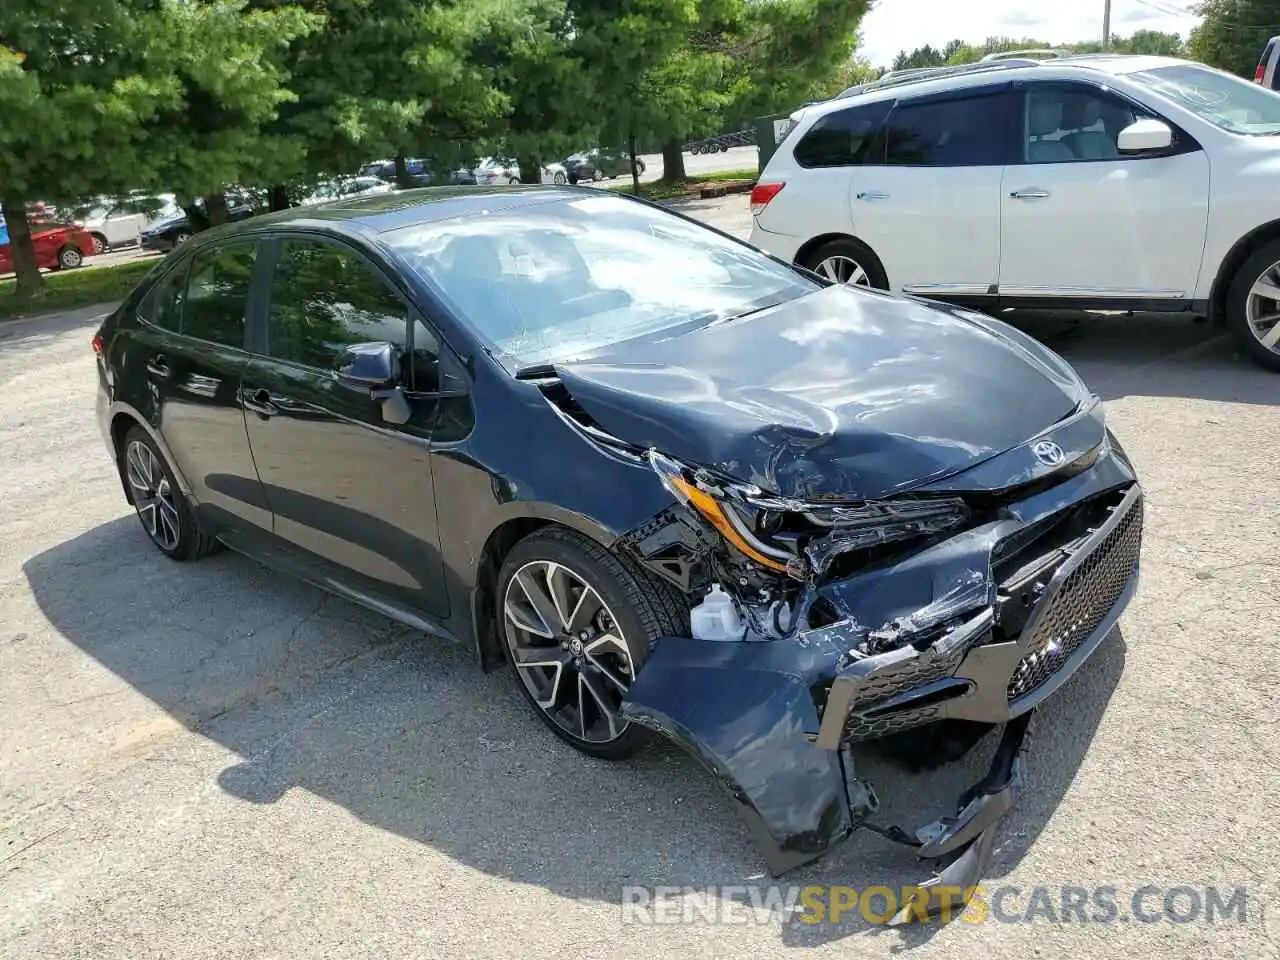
[{"x1": 0, "y1": 222, "x2": 95, "y2": 275}]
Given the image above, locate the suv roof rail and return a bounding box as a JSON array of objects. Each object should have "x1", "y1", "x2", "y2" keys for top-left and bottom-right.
[
  {"x1": 980, "y1": 48, "x2": 1069, "y2": 62},
  {"x1": 833, "y1": 58, "x2": 1046, "y2": 101}
]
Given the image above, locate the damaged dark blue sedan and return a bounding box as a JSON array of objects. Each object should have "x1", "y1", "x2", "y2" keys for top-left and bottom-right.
[{"x1": 94, "y1": 187, "x2": 1142, "y2": 916}]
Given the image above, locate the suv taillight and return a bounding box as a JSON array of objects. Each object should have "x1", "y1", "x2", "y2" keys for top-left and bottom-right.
[
  {"x1": 1256, "y1": 63, "x2": 1266, "y2": 84},
  {"x1": 750, "y1": 182, "x2": 784, "y2": 216},
  {"x1": 91, "y1": 334, "x2": 103, "y2": 354}
]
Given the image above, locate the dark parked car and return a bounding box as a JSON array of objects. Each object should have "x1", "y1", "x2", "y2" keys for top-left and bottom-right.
[
  {"x1": 140, "y1": 203, "x2": 255, "y2": 253},
  {"x1": 356, "y1": 158, "x2": 467, "y2": 187},
  {"x1": 94, "y1": 186, "x2": 1142, "y2": 915},
  {"x1": 563, "y1": 148, "x2": 645, "y2": 183}
]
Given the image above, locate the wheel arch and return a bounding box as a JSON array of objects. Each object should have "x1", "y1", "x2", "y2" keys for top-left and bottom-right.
[
  {"x1": 792, "y1": 232, "x2": 889, "y2": 288},
  {"x1": 106, "y1": 403, "x2": 196, "y2": 504},
  {"x1": 467, "y1": 507, "x2": 621, "y2": 672},
  {"x1": 1209, "y1": 218, "x2": 1280, "y2": 322}
]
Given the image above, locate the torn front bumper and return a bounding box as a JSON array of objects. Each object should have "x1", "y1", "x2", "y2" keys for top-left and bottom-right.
[{"x1": 619, "y1": 444, "x2": 1142, "y2": 896}]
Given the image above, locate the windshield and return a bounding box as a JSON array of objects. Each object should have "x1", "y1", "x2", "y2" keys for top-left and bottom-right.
[
  {"x1": 1130, "y1": 64, "x2": 1280, "y2": 135},
  {"x1": 384, "y1": 194, "x2": 818, "y2": 367}
]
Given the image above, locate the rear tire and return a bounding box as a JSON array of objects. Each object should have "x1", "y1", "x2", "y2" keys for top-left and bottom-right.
[
  {"x1": 496, "y1": 526, "x2": 689, "y2": 761},
  {"x1": 801, "y1": 237, "x2": 889, "y2": 290},
  {"x1": 120, "y1": 426, "x2": 221, "y2": 561},
  {"x1": 90, "y1": 233, "x2": 108, "y2": 256},
  {"x1": 1225, "y1": 238, "x2": 1280, "y2": 372}
]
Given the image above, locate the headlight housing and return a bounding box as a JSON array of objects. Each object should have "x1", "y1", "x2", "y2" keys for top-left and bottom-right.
[{"x1": 647, "y1": 451, "x2": 970, "y2": 580}]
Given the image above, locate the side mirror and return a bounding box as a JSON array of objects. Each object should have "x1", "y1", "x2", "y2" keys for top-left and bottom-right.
[
  {"x1": 1117, "y1": 118, "x2": 1173, "y2": 154},
  {"x1": 336, "y1": 341, "x2": 399, "y2": 387},
  {"x1": 334, "y1": 341, "x2": 411, "y2": 425}
]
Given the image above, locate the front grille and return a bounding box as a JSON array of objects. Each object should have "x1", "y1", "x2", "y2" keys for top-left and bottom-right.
[
  {"x1": 1006, "y1": 494, "x2": 1143, "y2": 701},
  {"x1": 840, "y1": 649, "x2": 968, "y2": 740}
]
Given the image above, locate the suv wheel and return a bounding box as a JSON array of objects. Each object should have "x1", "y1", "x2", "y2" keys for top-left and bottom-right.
[
  {"x1": 497, "y1": 527, "x2": 688, "y2": 760},
  {"x1": 802, "y1": 238, "x2": 888, "y2": 290},
  {"x1": 1226, "y1": 238, "x2": 1280, "y2": 372}
]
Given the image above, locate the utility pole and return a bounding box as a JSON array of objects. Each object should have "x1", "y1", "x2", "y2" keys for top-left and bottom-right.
[{"x1": 1102, "y1": 0, "x2": 1112, "y2": 50}]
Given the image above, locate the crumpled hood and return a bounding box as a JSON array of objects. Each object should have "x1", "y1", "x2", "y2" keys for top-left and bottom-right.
[{"x1": 553, "y1": 285, "x2": 1085, "y2": 500}]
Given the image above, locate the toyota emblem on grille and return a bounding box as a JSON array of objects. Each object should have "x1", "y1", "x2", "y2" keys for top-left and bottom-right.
[{"x1": 1032, "y1": 439, "x2": 1066, "y2": 467}]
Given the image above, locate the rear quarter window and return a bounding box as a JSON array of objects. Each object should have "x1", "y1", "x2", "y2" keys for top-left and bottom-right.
[{"x1": 793, "y1": 101, "x2": 892, "y2": 168}]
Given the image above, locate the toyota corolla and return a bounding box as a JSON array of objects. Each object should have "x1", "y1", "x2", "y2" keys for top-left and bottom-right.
[{"x1": 93, "y1": 186, "x2": 1142, "y2": 917}]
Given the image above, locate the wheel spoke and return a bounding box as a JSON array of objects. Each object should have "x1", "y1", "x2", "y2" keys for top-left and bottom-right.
[
  {"x1": 583, "y1": 634, "x2": 632, "y2": 692},
  {"x1": 1261, "y1": 319, "x2": 1280, "y2": 349},
  {"x1": 566, "y1": 586, "x2": 603, "y2": 635},
  {"x1": 1251, "y1": 277, "x2": 1280, "y2": 302},
  {"x1": 818, "y1": 259, "x2": 838, "y2": 281},
  {"x1": 850, "y1": 265, "x2": 868, "y2": 286},
  {"x1": 157, "y1": 494, "x2": 180, "y2": 547},
  {"x1": 544, "y1": 563, "x2": 577, "y2": 632},
  {"x1": 579, "y1": 668, "x2": 621, "y2": 740},
  {"x1": 510, "y1": 568, "x2": 558, "y2": 638},
  {"x1": 512, "y1": 645, "x2": 571, "y2": 709}
]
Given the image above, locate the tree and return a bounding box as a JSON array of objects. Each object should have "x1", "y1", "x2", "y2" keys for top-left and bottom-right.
[
  {"x1": 1187, "y1": 0, "x2": 1278, "y2": 77},
  {"x1": 0, "y1": 0, "x2": 317, "y2": 299},
  {"x1": 128, "y1": 0, "x2": 320, "y2": 226}
]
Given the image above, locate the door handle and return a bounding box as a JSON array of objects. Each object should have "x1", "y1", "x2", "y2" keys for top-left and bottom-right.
[
  {"x1": 1010, "y1": 188, "x2": 1050, "y2": 200},
  {"x1": 145, "y1": 354, "x2": 170, "y2": 378},
  {"x1": 241, "y1": 387, "x2": 279, "y2": 419},
  {"x1": 856, "y1": 190, "x2": 890, "y2": 201}
]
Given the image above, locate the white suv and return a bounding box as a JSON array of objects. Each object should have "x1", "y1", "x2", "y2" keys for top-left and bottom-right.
[{"x1": 749, "y1": 55, "x2": 1280, "y2": 371}]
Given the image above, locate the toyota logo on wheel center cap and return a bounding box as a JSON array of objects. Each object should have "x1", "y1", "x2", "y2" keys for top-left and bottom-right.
[{"x1": 1032, "y1": 439, "x2": 1066, "y2": 467}]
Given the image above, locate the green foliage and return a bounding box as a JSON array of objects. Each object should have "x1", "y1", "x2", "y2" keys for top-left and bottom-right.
[
  {"x1": 1187, "y1": 0, "x2": 1279, "y2": 77},
  {"x1": 0, "y1": 258, "x2": 158, "y2": 321}
]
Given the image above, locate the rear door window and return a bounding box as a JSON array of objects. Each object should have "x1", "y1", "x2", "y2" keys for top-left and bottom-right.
[
  {"x1": 793, "y1": 101, "x2": 892, "y2": 168},
  {"x1": 873, "y1": 91, "x2": 1011, "y2": 166},
  {"x1": 181, "y1": 241, "x2": 259, "y2": 348}
]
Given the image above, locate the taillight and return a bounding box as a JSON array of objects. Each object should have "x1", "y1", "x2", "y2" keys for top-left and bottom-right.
[
  {"x1": 91, "y1": 334, "x2": 103, "y2": 354},
  {"x1": 750, "y1": 181, "x2": 785, "y2": 216},
  {"x1": 1256, "y1": 63, "x2": 1266, "y2": 84}
]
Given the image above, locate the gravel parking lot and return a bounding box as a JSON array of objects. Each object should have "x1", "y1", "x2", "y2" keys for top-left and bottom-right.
[{"x1": 1, "y1": 195, "x2": 1277, "y2": 959}]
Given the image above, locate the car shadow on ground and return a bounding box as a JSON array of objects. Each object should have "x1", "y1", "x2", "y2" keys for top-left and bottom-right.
[
  {"x1": 24, "y1": 515, "x2": 1124, "y2": 946},
  {"x1": 1002, "y1": 311, "x2": 1278, "y2": 406}
]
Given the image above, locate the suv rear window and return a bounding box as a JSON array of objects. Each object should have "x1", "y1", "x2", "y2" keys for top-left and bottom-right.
[
  {"x1": 876, "y1": 92, "x2": 1008, "y2": 166},
  {"x1": 793, "y1": 101, "x2": 891, "y2": 168}
]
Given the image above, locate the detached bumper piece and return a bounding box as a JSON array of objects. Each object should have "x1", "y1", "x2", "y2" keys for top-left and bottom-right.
[{"x1": 621, "y1": 483, "x2": 1142, "y2": 905}]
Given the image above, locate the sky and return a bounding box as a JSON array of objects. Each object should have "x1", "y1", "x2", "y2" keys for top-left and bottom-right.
[{"x1": 858, "y1": 0, "x2": 1203, "y2": 68}]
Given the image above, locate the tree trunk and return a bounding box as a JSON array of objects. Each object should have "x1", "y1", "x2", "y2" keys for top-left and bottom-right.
[
  {"x1": 661, "y1": 139, "x2": 687, "y2": 183},
  {"x1": 268, "y1": 185, "x2": 291, "y2": 212},
  {"x1": 203, "y1": 193, "x2": 229, "y2": 227},
  {"x1": 519, "y1": 155, "x2": 542, "y2": 185},
  {"x1": 628, "y1": 132, "x2": 641, "y2": 194},
  {"x1": 1, "y1": 195, "x2": 46, "y2": 299},
  {"x1": 394, "y1": 155, "x2": 411, "y2": 189}
]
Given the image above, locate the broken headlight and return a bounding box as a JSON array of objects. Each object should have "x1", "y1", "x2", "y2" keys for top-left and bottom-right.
[{"x1": 647, "y1": 451, "x2": 970, "y2": 580}]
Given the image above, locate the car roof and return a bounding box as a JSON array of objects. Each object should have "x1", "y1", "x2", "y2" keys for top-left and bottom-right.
[
  {"x1": 200, "y1": 185, "x2": 600, "y2": 240},
  {"x1": 808, "y1": 54, "x2": 1192, "y2": 121}
]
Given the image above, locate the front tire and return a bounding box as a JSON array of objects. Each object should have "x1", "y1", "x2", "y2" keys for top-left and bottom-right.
[
  {"x1": 497, "y1": 527, "x2": 689, "y2": 760},
  {"x1": 801, "y1": 237, "x2": 889, "y2": 290},
  {"x1": 1225, "y1": 238, "x2": 1280, "y2": 372},
  {"x1": 120, "y1": 426, "x2": 220, "y2": 561},
  {"x1": 553, "y1": 171, "x2": 567, "y2": 185}
]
